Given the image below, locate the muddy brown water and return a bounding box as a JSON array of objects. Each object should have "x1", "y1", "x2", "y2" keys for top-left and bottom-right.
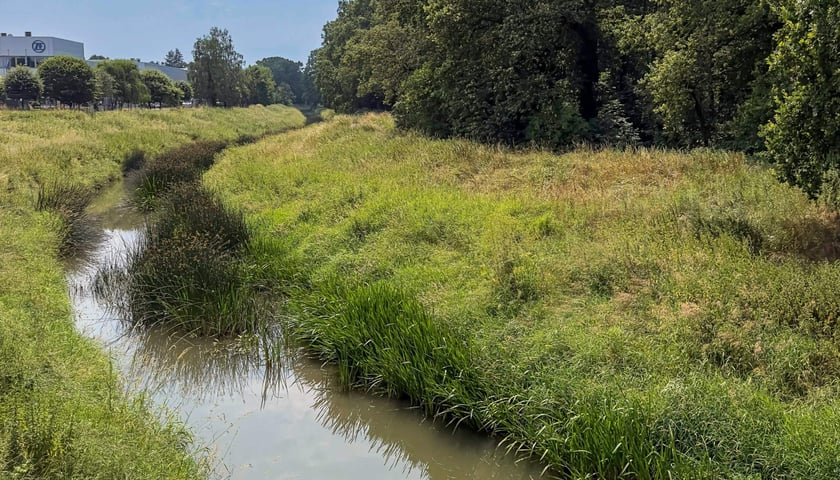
[{"x1": 67, "y1": 205, "x2": 547, "y2": 479}]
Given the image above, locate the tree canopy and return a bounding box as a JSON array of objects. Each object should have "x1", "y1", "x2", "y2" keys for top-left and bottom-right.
[
  {"x1": 3, "y1": 67, "x2": 42, "y2": 102},
  {"x1": 163, "y1": 48, "x2": 188, "y2": 68},
  {"x1": 255, "y1": 56, "x2": 305, "y2": 103},
  {"x1": 243, "y1": 64, "x2": 277, "y2": 105},
  {"x1": 189, "y1": 27, "x2": 245, "y2": 106},
  {"x1": 309, "y1": 0, "x2": 840, "y2": 198},
  {"x1": 38, "y1": 56, "x2": 95, "y2": 106},
  {"x1": 140, "y1": 69, "x2": 182, "y2": 107},
  {"x1": 96, "y1": 60, "x2": 149, "y2": 106}
]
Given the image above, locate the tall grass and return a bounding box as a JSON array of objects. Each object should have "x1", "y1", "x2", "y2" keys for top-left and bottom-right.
[
  {"x1": 290, "y1": 281, "x2": 484, "y2": 423},
  {"x1": 35, "y1": 181, "x2": 102, "y2": 259},
  {"x1": 133, "y1": 140, "x2": 228, "y2": 211},
  {"x1": 204, "y1": 113, "x2": 840, "y2": 478},
  {"x1": 0, "y1": 105, "x2": 304, "y2": 479},
  {"x1": 97, "y1": 183, "x2": 262, "y2": 337}
]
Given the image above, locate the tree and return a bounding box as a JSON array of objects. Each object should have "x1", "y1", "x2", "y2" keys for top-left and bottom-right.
[
  {"x1": 3, "y1": 67, "x2": 42, "y2": 105},
  {"x1": 300, "y1": 53, "x2": 320, "y2": 106},
  {"x1": 255, "y1": 56, "x2": 304, "y2": 102},
  {"x1": 764, "y1": 0, "x2": 840, "y2": 198},
  {"x1": 93, "y1": 69, "x2": 116, "y2": 109},
  {"x1": 88, "y1": 54, "x2": 108, "y2": 60},
  {"x1": 163, "y1": 48, "x2": 187, "y2": 68},
  {"x1": 275, "y1": 82, "x2": 294, "y2": 105},
  {"x1": 642, "y1": 0, "x2": 779, "y2": 147},
  {"x1": 189, "y1": 27, "x2": 245, "y2": 106},
  {"x1": 140, "y1": 69, "x2": 182, "y2": 107},
  {"x1": 38, "y1": 56, "x2": 95, "y2": 106},
  {"x1": 0, "y1": 77, "x2": 5, "y2": 100},
  {"x1": 243, "y1": 64, "x2": 276, "y2": 105},
  {"x1": 175, "y1": 81, "x2": 193, "y2": 102},
  {"x1": 96, "y1": 60, "x2": 149, "y2": 107}
]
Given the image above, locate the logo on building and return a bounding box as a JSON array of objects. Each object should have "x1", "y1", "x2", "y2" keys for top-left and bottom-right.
[{"x1": 31, "y1": 40, "x2": 46, "y2": 53}]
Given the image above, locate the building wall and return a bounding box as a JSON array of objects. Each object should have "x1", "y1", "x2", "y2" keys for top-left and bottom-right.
[
  {"x1": 0, "y1": 36, "x2": 85, "y2": 75},
  {"x1": 85, "y1": 60, "x2": 188, "y2": 82}
]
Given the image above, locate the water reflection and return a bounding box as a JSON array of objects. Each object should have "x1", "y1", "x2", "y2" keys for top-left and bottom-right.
[{"x1": 70, "y1": 221, "x2": 546, "y2": 479}]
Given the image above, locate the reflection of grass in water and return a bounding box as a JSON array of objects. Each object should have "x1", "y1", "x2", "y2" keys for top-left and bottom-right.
[
  {"x1": 125, "y1": 326, "x2": 288, "y2": 404},
  {"x1": 290, "y1": 353, "x2": 542, "y2": 480}
]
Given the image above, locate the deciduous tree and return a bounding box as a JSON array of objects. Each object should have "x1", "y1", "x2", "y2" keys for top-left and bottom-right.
[
  {"x1": 243, "y1": 64, "x2": 276, "y2": 105},
  {"x1": 140, "y1": 69, "x2": 182, "y2": 107},
  {"x1": 96, "y1": 60, "x2": 150, "y2": 106},
  {"x1": 3, "y1": 67, "x2": 42, "y2": 104},
  {"x1": 189, "y1": 27, "x2": 245, "y2": 106},
  {"x1": 38, "y1": 55, "x2": 95, "y2": 106}
]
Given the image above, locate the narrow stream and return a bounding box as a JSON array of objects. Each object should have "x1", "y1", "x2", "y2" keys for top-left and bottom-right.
[{"x1": 67, "y1": 197, "x2": 546, "y2": 479}]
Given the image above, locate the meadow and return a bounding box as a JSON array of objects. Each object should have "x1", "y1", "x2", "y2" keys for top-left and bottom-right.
[
  {"x1": 0, "y1": 105, "x2": 305, "y2": 478},
  {"x1": 205, "y1": 114, "x2": 840, "y2": 478}
]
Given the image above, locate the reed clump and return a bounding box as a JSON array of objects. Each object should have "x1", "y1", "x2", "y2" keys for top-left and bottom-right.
[
  {"x1": 134, "y1": 140, "x2": 227, "y2": 211},
  {"x1": 292, "y1": 281, "x2": 484, "y2": 423},
  {"x1": 35, "y1": 181, "x2": 101, "y2": 259},
  {"x1": 98, "y1": 183, "x2": 261, "y2": 337}
]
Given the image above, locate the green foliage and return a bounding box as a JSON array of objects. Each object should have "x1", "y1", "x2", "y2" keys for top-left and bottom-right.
[
  {"x1": 37, "y1": 56, "x2": 95, "y2": 106},
  {"x1": 140, "y1": 69, "x2": 182, "y2": 107},
  {"x1": 95, "y1": 59, "x2": 149, "y2": 106},
  {"x1": 292, "y1": 281, "x2": 483, "y2": 419},
  {"x1": 274, "y1": 82, "x2": 294, "y2": 105},
  {"x1": 189, "y1": 27, "x2": 245, "y2": 106},
  {"x1": 0, "y1": 107, "x2": 305, "y2": 480},
  {"x1": 101, "y1": 183, "x2": 259, "y2": 337},
  {"x1": 255, "y1": 56, "x2": 304, "y2": 103},
  {"x1": 243, "y1": 64, "x2": 276, "y2": 105},
  {"x1": 35, "y1": 182, "x2": 100, "y2": 259},
  {"x1": 93, "y1": 69, "x2": 116, "y2": 108},
  {"x1": 163, "y1": 48, "x2": 187, "y2": 68},
  {"x1": 764, "y1": 0, "x2": 840, "y2": 198},
  {"x1": 174, "y1": 80, "x2": 192, "y2": 102},
  {"x1": 0, "y1": 76, "x2": 4, "y2": 100},
  {"x1": 3, "y1": 67, "x2": 42, "y2": 102},
  {"x1": 135, "y1": 140, "x2": 228, "y2": 210},
  {"x1": 643, "y1": 0, "x2": 778, "y2": 147}
]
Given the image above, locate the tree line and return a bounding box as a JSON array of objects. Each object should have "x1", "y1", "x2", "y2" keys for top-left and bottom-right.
[
  {"x1": 0, "y1": 27, "x2": 317, "y2": 110},
  {"x1": 309, "y1": 0, "x2": 839, "y2": 198}
]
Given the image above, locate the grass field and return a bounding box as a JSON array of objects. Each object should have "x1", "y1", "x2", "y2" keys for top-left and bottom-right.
[
  {"x1": 206, "y1": 113, "x2": 840, "y2": 478},
  {"x1": 0, "y1": 106, "x2": 305, "y2": 479}
]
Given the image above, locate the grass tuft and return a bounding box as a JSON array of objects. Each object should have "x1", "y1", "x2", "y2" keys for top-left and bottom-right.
[{"x1": 35, "y1": 181, "x2": 101, "y2": 259}]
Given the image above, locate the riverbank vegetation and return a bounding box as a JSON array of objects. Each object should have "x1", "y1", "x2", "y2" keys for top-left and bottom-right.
[
  {"x1": 0, "y1": 105, "x2": 304, "y2": 478},
  {"x1": 206, "y1": 114, "x2": 840, "y2": 478},
  {"x1": 311, "y1": 0, "x2": 839, "y2": 200}
]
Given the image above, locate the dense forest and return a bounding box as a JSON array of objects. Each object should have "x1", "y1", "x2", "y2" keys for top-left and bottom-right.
[{"x1": 310, "y1": 0, "x2": 839, "y2": 198}]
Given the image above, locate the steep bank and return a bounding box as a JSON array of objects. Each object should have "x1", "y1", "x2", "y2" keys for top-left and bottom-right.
[
  {"x1": 0, "y1": 106, "x2": 305, "y2": 478},
  {"x1": 206, "y1": 113, "x2": 840, "y2": 478}
]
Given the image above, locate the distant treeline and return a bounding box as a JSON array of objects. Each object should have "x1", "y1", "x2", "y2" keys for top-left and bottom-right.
[{"x1": 310, "y1": 0, "x2": 839, "y2": 197}]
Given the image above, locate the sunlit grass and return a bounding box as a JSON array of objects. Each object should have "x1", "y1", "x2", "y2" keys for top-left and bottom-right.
[
  {"x1": 206, "y1": 113, "x2": 840, "y2": 478},
  {"x1": 0, "y1": 105, "x2": 305, "y2": 478}
]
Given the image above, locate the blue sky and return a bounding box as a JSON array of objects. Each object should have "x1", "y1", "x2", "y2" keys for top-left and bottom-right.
[{"x1": 0, "y1": 0, "x2": 339, "y2": 64}]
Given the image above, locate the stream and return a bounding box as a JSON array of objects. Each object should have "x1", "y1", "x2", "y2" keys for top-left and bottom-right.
[{"x1": 67, "y1": 197, "x2": 546, "y2": 479}]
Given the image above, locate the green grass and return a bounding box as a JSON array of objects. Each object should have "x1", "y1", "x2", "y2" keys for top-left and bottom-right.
[
  {"x1": 97, "y1": 182, "x2": 263, "y2": 337},
  {"x1": 0, "y1": 105, "x2": 305, "y2": 479},
  {"x1": 206, "y1": 113, "x2": 840, "y2": 478}
]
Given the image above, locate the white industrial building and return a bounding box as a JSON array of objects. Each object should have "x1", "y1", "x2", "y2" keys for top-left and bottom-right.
[
  {"x1": 0, "y1": 32, "x2": 187, "y2": 82},
  {"x1": 0, "y1": 32, "x2": 84, "y2": 75}
]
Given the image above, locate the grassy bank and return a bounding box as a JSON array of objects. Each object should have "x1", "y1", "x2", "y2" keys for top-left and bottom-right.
[
  {"x1": 0, "y1": 106, "x2": 305, "y2": 478},
  {"x1": 206, "y1": 113, "x2": 840, "y2": 478}
]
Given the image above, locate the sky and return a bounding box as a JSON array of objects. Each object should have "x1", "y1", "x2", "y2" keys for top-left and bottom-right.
[{"x1": 0, "y1": 0, "x2": 339, "y2": 64}]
